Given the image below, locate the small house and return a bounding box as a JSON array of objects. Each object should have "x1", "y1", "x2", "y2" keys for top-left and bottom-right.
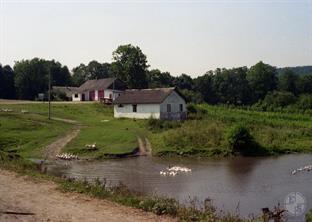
[
  {"x1": 72, "y1": 78, "x2": 127, "y2": 103},
  {"x1": 52, "y1": 86, "x2": 78, "y2": 101},
  {"x1": 113, "y1": 87, "x2": 187, "y2": 120}
]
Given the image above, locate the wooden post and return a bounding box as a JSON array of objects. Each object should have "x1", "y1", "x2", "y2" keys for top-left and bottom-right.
[{"x1": 48, "y1": 67, "x2": 51, "y2": 120}]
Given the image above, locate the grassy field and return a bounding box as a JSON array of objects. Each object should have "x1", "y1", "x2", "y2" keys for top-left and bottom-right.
[
  {"x1": 1, "y1": 102, "x2": 312, "y2": 159},
  {"x1": 0, "y1": 103, "x2": 145, "y2": 159},
  {"x1": 0, "y1": 112, "x2": 72, "y2": 158},
  {"x1": 150, "y1": 104, "x2": 312, "y2": 156}
]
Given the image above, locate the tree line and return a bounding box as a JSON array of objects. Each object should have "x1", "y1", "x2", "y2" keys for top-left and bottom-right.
[{"x1": 1, "y1": 44, "x2": 312, "y2": 110}]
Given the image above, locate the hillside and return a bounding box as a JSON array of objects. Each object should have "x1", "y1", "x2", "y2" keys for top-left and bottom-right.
[{"x1": 278, "y1": 66, "x2": 312, "y2": 75}]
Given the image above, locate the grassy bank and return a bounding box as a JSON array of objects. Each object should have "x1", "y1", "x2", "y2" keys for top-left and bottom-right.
[
  {"x1": 0, "y1": 103, "x2": 145, "y2": 159},
  {"x1": 150, "y1": 104, "x2": 312, "y2": 156},
  {"x1": 0, "y1": 112, "x2": 72, "y2": 158}
]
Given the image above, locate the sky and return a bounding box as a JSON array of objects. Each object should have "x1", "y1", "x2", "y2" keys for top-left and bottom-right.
[{"x1": 0, "y1": 0, "x2": 311, "y2": 77}]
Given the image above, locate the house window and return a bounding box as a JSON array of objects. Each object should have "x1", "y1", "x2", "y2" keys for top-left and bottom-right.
[
  {"x1": 179, "y1": 104, "x2": 183, "y2": 112},
  {"x1": 74, "y1": 94, "x2": 78, "y2": 98},
  {"x1": 118, "y1": 104, "x2": 124, "y2": 108},
  {"x1": 167, "y1": 104, "x2": 171, "y2": 112},
  {"x1": 132, "y1": 104, "x2": 137, "y2": 112}
]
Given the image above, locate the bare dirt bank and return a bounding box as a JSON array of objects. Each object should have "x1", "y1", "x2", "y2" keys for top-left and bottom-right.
[{"x1": 0, "y1": 169, "x2": 175, "y2": 222}]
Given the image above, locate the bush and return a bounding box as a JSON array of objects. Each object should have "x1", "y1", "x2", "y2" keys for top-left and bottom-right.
[
  {"x1": 187, "y1": 104, "x2": 207, "y2": 119},
  {"x1": 147, "y1": 116, "x2": 181, "y2": 131},
  {"x1": 227, "y1": 125, "x2": 257, "y2": 155},
  {"x1": 254, "y1": 91, "x2": 297, "y2": 111},
  {"x1": 52, "y1": 91, "x2": 69, "y2": 101},
  {"x1": 295, "y1": 94, "x2": 312, "y2": 110}
]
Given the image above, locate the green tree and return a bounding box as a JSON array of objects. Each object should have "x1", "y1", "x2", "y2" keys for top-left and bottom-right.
[
  {"x1": 0, "y1": 64, "x2": 15, "y2": 99},
  {"x1": 71, "y1": 61, "x2": 111, "y2": 86},
  {"x1": 49, "y1": 60, "x2": 71, "y2": 86},
  {"x1": 147, "y1": 69, "x2": 174, "y2": 88},
  {"x1": 213, "y1": 67, "x2": 251, "y2": 105},
  {"x1": 174, "y1": 74, "x2": 193, "y2": 90},
  {"x1": 247, "y1": 61, "x2": 277, "y2": 102},
  {"x1": 86, "y1": 61, "x2": 111, "y2": 80},
  {"x1": 296, "y1": 75, "x2": 312, "y2": 94},
  {"x1": 194, "y1": 71, "x2": 216, "y2": 104},
  {"x1": 111, "y1": 44, "x2": 149, "y2": 88},
  {"x1": 261, "y1": 91, "x2": 297, "y2": 108},
  {"x1": 72, "y1": 64, "x2": 88, "y2": 86},
  {"x1": 14, "y1": 58, "x2": 70, "y2": 100},
  {"x1": 278, "y1": 68, "x2": 299, "y2": 95},
  {"x1": 179, "y1": 89, "x2": 203, "y2": 103},
  {"x1": 14, "y1": 58, "x2": 48, "y2": 100}
]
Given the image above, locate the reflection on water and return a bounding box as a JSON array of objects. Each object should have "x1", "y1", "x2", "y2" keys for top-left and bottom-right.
[{"x1": 47, "y1": 154, "x2": 312, "y2": 220}]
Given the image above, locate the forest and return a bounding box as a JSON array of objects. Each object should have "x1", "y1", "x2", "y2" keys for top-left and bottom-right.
[{"x1": 1, "y1": 44, "x2": 312, "y2": 111}]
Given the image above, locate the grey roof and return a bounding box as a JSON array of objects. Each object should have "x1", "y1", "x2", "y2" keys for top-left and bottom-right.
[
  {"x1": 52, "y1": 86, "x2": 78, "y2": 97},
  {"x1": 114, "y1": 87, "x2": 182, "y2": 104},
  {"x1": 77, "y1": 78, "x2": 122, "y2": 93}
]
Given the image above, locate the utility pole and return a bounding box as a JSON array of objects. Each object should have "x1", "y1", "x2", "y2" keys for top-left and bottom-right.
[{"x1": 48, "y1": 67, "x2": 51, "y2": 120}]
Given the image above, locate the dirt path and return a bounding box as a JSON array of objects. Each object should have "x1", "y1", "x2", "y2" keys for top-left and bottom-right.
[
  {"x1": 137, "y1": 137, "x2": 152, "y2": 156},
  {"x1": 43, "y1": 126, "x2": 80, "y2": 160},
  {"x1": 0, "y1": 169, "x2": 175, "y2": 222}
]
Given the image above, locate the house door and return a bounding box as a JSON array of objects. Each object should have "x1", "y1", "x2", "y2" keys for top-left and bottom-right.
[
  {"x1": 89, "y1": 91, "x2": 95, "y2": 101},
  {"x1": 98, "y1": 90, "x2": 104, "y2": 100},
  {"x1": 82, "y1": 94, "x2": 85, "y2": 101}
]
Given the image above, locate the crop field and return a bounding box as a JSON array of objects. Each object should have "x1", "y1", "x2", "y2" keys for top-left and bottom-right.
[{"x1": 150, "y1": 104, "x2": 312, "y2": 156}]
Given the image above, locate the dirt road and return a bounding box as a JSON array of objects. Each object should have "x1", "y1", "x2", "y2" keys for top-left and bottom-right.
[
  {"x1": 0, "y1": 169, "x2": 175, "y2": 222},
  {"x1": 43, "y1": 126, "x2": 80, "y2": 160}
]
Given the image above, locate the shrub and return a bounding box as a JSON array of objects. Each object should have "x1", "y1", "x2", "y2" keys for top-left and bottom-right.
[
  {"x1": 295, "y1": 94, "x2": 312, "y2": 110},
  {"x1": 254, "y1": 91, "x2": 297, "y2": 111},
  {"x1": 227, "y1": 125, "x2": 257, "y2": 155},
  {"x1": 147, "y1": 116, "x2": 181, "y2": 131},
  {"x1": 187, "y1": 104, "x2": 207, "y2": 119},
  {"x1": 147, "y1": 116, "x2": 163, "y2": 130}
]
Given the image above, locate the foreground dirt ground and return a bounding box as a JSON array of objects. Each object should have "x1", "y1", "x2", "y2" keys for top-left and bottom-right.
[{"x1": 0, "y1": 169, "x2": 175, "y2": 222}]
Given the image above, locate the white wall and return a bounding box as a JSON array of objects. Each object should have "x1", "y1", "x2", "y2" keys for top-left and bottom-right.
[
  {"x1": 72, "y1": 90, "x2": 123, "y2": 102},
  {"x1": 95, "y1": 90, "x2": 99, "y2": 101},
  {"x1": 105, "y1": 89, "x2": 123, "y2": 100},
  {"x1": 114, "y1": 91, "x2": 187, "y2": 119},
  {"x1": 160, "y1": 91, "x2": 186, "y2": 113},
  {"x1": 114, "y1": 104, "x2": 160, "y2": 119},
  {"x1": 72, "y1": 93, "x2": 82, "y2": 101}
]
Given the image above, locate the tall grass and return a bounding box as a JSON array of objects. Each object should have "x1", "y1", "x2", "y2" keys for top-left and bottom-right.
[{"x1": 150, "y1": 104, "x2": 312, "y2": 156}]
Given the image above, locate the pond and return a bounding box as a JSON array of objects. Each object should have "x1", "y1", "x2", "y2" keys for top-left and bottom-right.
[{"x1": 47, "y1": 154, "x2": 312, "y2": 221}]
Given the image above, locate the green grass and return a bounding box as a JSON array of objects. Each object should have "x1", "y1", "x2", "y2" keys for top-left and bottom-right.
[
  {"x1": 2, "y1": 102, "x2": 312, "y2": 159},
  {"x1": 0, "y1": 103, "x2": 145, "y2": 159},
  {"x1": 150, "y1": 104, "x2": 312, "y2": 156},
  {"x1": 0, "y1": 112, "x2": 71, "y2": 158}
]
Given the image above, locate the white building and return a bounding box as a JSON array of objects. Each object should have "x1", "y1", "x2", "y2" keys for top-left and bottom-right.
[
  {"x1": 72, "y1": 78, "x2": 127, "y2": 103},
  {"x1": 113, "y1": 88, "x2": 187, "y2": 120}
]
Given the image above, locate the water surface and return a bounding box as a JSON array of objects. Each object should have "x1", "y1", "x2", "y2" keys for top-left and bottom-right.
[{"x1": 47, "y1": 154, "x2": 312, "y2": 220}]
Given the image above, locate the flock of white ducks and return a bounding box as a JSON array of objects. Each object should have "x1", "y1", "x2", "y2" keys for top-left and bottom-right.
[
  {"x1": 56, "y1": 153, "x2": 79, "y2": 160},
  {"x1": 160, "y1": 166, "x2": 192, "y2": 177},
  {"x1": 1, "y1": 108, "x2": 12, "y2": 112},
  {"x1": 291, "y1": 164, "x2": 312, "y2": 175}
]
